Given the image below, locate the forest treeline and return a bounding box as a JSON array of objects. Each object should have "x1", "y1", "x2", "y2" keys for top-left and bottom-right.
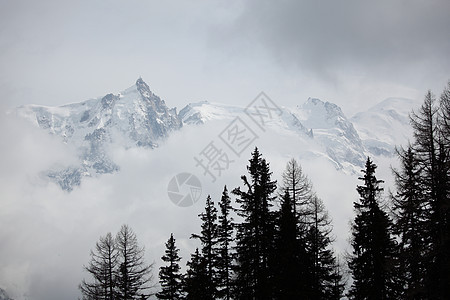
[{"x1": 79, "y1": 83, "x2": 450, "y2": 299}]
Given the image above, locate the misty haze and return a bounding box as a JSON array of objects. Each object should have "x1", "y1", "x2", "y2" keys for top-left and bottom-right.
[{"x1": 1, "y1": 1, "x2": 450, "y2": 300}]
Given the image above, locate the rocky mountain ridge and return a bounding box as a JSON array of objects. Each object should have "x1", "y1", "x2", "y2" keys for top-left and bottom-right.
[
  {"x1": 15, "y1": 78, "x2": 182, "y2": 190},
  {"x1": 13, "y1": 78, "x2": 416, "y2": 190}
]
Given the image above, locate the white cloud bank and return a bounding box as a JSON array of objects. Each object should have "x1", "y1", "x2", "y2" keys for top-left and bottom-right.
[{"x1": 0, "y1": 108, "x2": 405, "y2": 299}]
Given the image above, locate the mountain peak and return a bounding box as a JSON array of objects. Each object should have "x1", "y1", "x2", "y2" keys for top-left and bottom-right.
[
  {"x1": 306, "y1": 97, "x2": 324, "y2": 105},
  {"x1": 133, "y1": 77, "x2": 169, "y2": 112},
  {"x1": 14, "y1": 78, "x2": 183, "y2": 191},
  {"x1": 135, "y1": 77, "x2": 152, "y2": 98},
  {"x1": 304, "y1": 97, "x2": 344, "y2": 118}
]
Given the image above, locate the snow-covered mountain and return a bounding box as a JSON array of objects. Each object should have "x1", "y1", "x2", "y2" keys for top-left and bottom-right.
[
  {"x1": 13, "y1": 78, "x2": 416, "y2": 191},
  {"x1": 180, "y1": 98, "x2": 368, "y2": 171},
  {"x1": 14, "y1": 78, "x2": 182, "y2": 190},
  {"x1": 351, "y1": 97, "x2": 417, "y2": 156},
  {"x1": 297, "y1": 98, "x2": 367, "y2": 169}
]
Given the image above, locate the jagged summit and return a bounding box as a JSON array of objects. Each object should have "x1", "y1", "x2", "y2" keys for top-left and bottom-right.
[
  {"x1": 135, "y1": 77, "x2": 168, "y2": 112},
  {"x1": 15, "y1": 78, "x2": 182, "y2": 190},
  {"x1": 299, "y1": 98, "x2": 348, "y2": 128},
  {"x1": 14, "y1": 78, "x2": 415, "y2": 191}
]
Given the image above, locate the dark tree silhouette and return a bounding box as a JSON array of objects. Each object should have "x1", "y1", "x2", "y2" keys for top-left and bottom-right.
[
  {"x1": 216, "y1": 186, "x2": 234, "y2": 300},
  {"x1": 348, "y1": 158, "x2": 397, "y2": 300},
  {"x1": 80, "y1": 232, "x2": 118, "y2": 300},
  {"x1": 410, "y1": 88, "x2": 450, "y2": 299},
  {"x1": 183, "y1": 248, "x2": 209, "y2": 300},
  {"x1": 281, "y1": 158, "x2": 313, "y2": 226},
  {"x1": 273, "y1": 191, "x2": 305, "y2": 300},
  {"x1": 232, "y1": 147, "x2": 277, "y2": 300},
  {"x1": 157, "y1": 233, "x2": 183, "y2": 300},
  {"x1": 191, "y1": 194, "x2": 219, "y2": 299},
  {"x1": 391, "y1": 146, "x2": 428, "y2": 298},
  {"x1": 306, "y1": 195, "x2": 344, "y2": 299},
  {"x1": 80, "y1": 225, "x2": 153, "y2": 300},
  {"x1": 115, "y1": 224, "x2": 154, "y2": 300}
]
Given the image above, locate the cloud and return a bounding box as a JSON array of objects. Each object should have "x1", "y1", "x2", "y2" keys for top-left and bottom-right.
[
  {"x1": 208, "y1": 0, "x2": 450, "y2": 113},
  {"x1": 0, "y1": 107, "x2": 374, "y2": 299},
  {"x1": 2, "y1": 0, "x2": 447, "y2": 119},
  {"x1": 0, "y1": 1, "x2": 431, "y2": 296},
  {"x1": 218, "y1": 0, "x2": 450, "y2": 79}
]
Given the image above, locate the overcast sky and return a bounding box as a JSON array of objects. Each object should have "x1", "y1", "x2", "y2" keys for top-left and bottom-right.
[
  {"x1": 1, "y1": 1, "x2": 450, "y2": 299},
  {"x1": 1, "y1": 0, "x2": 449, "y2": 115}
]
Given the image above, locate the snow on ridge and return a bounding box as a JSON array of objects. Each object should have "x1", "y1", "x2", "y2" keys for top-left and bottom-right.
[
  {"x1": 13, "y1": 78, "x2": 182, "y2": 191},
  {"x1": 350, "y1": 97, "x2": 419, "y2": 156},
  {"x1": 13, "y1": 78, "x2": 418, "y2": 190},
  {"x1": 179, "y1": 98, "x2": 367, "y2": 173}
]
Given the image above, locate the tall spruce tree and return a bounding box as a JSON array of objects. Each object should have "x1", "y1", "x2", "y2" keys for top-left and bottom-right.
[
  {"x1": 279, "y1": 159, "x2": 314, "y2": 298},
  {"x1": 157, "y1": 233, "x2": 183, "y2": 300},
  {"x1": 391, "y1": 146, "x2": 428, "y2": 298},
  {"x1": 115, "y1": 224, "x2": 153, "y2": 300},
  {"x1": 232, "y1": 147, "x2": 277, "y2": 300},
  {"x1": 410, "y1": 90, "x2": 450, "y2": 298},
  {"x1": 216, "y1": 186, "x2": 234, "y2": 300},
  {"x1": 435, "y1": 83, "x2": 450, "y2": 300},
  {"x1": 330, "y1": 256, "x2": 346, "y2": 300},
  {"x1": 183, "y1": 248, "x2": 209, "y2": 300},
  {"x1": 273, "y1": 191, "x2": 304, "y2": 300},
  {"x1": 80, "y1": 232, "x2": 118, "y2": 300},
  {"x1": 191, "y1": 194, "x2": 219, "y2": 299},
  {"x1": 348, "y1": 157, "x2": 397, "y2": 300},
  {"x1": 306, "y1": 195, "x2": 344, "y2": 300}
]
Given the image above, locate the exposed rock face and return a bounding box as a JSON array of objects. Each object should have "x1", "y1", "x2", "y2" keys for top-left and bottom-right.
[
  {"x1": 15, "y1": 78, "x2": 182, "y2": 191},
  {"x1": 15, "y1": 79, "x2": 415, "y2": 190}
]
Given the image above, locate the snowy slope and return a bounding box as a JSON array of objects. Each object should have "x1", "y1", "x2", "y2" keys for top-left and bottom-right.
[
  {"x1": 14, "y1": 78, "x2": 182, "y2": 190},
  {"x1": 13, "y1": 79, "x2": 417, "y2": 190},
  {"x1": 350, "y1": 98, "x2": 418, "y2": 155},
  {"x1": 296, "y1": 98, "x2": 366, "y2": 169},
  {"x1": 179, "y1": 98, "x2": 367, "y2": 173}
]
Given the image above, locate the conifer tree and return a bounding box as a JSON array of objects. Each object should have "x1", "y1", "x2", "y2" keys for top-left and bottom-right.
[
  {"x1": 157, "y1": 233, "x2": 183, "y2": 300},
  {"x1": 281, "y1": 158, "x2": 313, "y2": 225},
  {"x1": 410, "y1": 90, "x2": 450, "y2": 298},
  {"x1": 278, "y1": 159, "x2": 315, "y2": 298},
  {"x1": 232, "y1": 147, "x2": 277, "y2": 300},
  {"x1": 216, "y1": 186, "x2": 234, "y2": 300},
  {"x1": 330, "y1": 256, "x2": 346, "y2": 299},
  {"x1": 80, "y1": 232, "x2": 118, "y2": 300},
  {"x1": 273, "y1": 191, "x2": 304, "y2": 300},
  {"x1": 278, "y1": 159, "x2": 343, "y2": 299},
  {"x1": 439, "y1": 81, "x2": 450, "y2": 146},
  {"x1": 348, "y1": 157, "x2": 397, "y2": 300},
  {"x1": 191, "y1": 194, "x2": 219, "y2": 299},
  {"x1": 435, "y1": 83, "x2": 450, "y2": 299},
  {"x1": 80, "y1": 225, "x2": 153, "y2": 300},
  {"x1": 391, "y1": 146, "x2": 428, "y2": 298},
  {"x1": 115, "y1": 224, "x2": 153, "y2": 300},
  {"x1": 306, "y1": 195, "x2": 344, "y2": 299},
  {"x1": 183, "y1": 248, "x2": 209, "y2": 300}
]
